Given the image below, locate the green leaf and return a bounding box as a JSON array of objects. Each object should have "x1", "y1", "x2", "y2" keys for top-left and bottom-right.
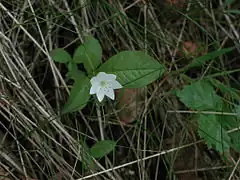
[
  {"x1": 177, "y1": 80, "x2": 221, "y2": 110},
  {"x1": 229, "y1": 131, "x2": 240, "y2": 152},
  {"x1": 73, "y1": 36, "x2": 102, "y2": 73},
  {"x1": 198, "y1": 114, "x2": 231, "y2": 153},
  {"x1": 229, "y1": 105, "x2": 240, "y2": 152},
  {"x1": 68, "y1": 62, "x2": 78, "y2": 72},
  {"x1": 89, "y1": 140, "x2": 116, "y2": 159},
  {"x1": 50, "y1": 48, "x2": 72, "y2": 63},
  {"x1": 62, "y1": 74, "x2": 91, "y2": 114},
  {"x1": 199, "y1": 101, "x2": 240, "y2": 153},
  {"x1": 226, "y1": 10, "x2": 240, "y2": 14},
  {"x1": 215, "y1": 103, "x2": 238, "y2": 129},
  {"x1": 80, "y1": 140, "x2": 98, "y2": 170},
  {"x1": 209, "y1": 79, "x2": 240, "y2": 100},
  {"x1": 186, "y1": 48, "x2": 233, "y2": 69},
  {"x1": 66, "y1": 62, "x2": 85, "y2": 80},
  {"x1": 224, "y1": 0, "x2": 234, "y2": 5},
  {"x1": 98, "y1": 51, "x2": 165, "y2": 88}
]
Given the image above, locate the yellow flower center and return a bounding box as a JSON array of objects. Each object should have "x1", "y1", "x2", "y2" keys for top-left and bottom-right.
[{"x1": 100, "y1": 80, "x2": 107, "y2": 87}]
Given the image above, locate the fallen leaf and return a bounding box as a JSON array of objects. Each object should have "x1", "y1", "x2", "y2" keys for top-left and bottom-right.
[
  {"x1": 177, "y1": 41, "x2": 207, "y2": 57},
  {"x1": 116, "y1": 88, "x2": 144, "y2": 124},
  {"x1": 0, "y1": 167, "x2": 11, "y2": 180}
]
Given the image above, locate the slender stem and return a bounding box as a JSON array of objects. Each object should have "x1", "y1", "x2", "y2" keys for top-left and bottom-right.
[{"x1": 96, "y1": 103, "x2": 104, "y2": 140}]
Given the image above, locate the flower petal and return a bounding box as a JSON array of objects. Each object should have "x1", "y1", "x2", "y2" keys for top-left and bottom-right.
[
  {"x1": 97, "y1": 72, "x2": 107, "y2": 79},
  {"x1": 110, "y1": 80, "x2": 122, "y2": 89},
  {"x1": 104, "y1": 88, "x2": 115, "y2": 100},
  {"x1": 96, "y1": 88, "x2": 105, "y2": 102},
  {"x1": 90, "y1": 81, "x2": 100, "y2": 94},
  {"x1": 98, "y1": 72, "x2": 116, "y2": 81},
  {"x1": 90, "y1": 76, "x2": 99, "y2": 85},
  {"x1": 105, "y1": 73, "x2": 116, "y2": 81},
  {"x1": 90, "y1": 86, "x2": 96, "y2": 94}
]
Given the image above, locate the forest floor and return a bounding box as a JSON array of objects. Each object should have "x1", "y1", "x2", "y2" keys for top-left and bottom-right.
[{"x1": 0, "y1": 0, "x2": 240, "y2": 179}]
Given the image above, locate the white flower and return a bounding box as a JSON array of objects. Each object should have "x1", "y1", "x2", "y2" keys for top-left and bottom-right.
[{"x1": 90, "y1": 72, "x2": 122, "y2": 102}]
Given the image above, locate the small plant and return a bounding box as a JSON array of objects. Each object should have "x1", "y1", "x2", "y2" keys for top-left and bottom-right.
[
  {"x1": 176, "y1": 48, "x2": 240, "y2": 154},
  {"x1": 50, "y1": 36, "x2": 165, "y2": 113},
  {"x1": 50, "y1": 35, "x2": 165, "y2": 159},
  {"x1": 51, "y1": 35, "x2": 239, "y2": 165}
]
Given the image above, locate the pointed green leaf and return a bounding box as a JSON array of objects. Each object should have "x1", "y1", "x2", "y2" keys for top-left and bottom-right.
[
  {"x1": 66, "y1": 62, "x2": 85, "y2": 80},
  {"x1": 198, "y1": 114, "x2": 231, "y2": 153},
  {"x1": 226, "y1": 10, "x2": 240, "y2": 14},
  {"x1": 89, "y1": 140, "x2": 116, "y2": 159},
  {"x1": 73, "y1": 36, "x2": 102, "y2": 73},
  {"x1": 98, "y1": 51, "x2": 165, "y2": 88},
  {"x1": 225, "y1": 0, "x2": 234, "y2": 5},
  {"x1": 177, "y1": 80, "x2": 221, "y2": 110},
  {"x1": 50, "y1": 48, "x2": 72, "y2": 63},
  {"x1": 186, "y1": 48, "x2": 233, "y2": 69},
  {"x1": 79, "y1": 140, "x2": 98, "y2": 170},
  {"x1": 62, "y1": 74, "x2": 90, "y2": 114}
]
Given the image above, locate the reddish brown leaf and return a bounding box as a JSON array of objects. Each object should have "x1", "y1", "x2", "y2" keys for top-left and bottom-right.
[{"x1": 116, "y1": 88, "x2": 143, "y2": 124}]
